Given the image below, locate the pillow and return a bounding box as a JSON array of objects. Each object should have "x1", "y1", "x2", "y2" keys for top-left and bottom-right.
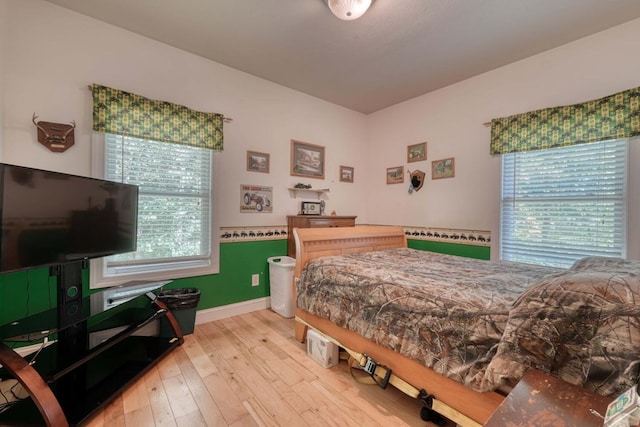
[
  {"x1": 570, "y1": 256, "x2": 640, "y2": 272},
  {"x1": 478, "y1": 266, "x2": 640, "y2": 397}
]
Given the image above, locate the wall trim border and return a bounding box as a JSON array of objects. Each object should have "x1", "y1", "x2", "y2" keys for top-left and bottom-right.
[
  {"x1": 220, "y1": 225, "x2": 287, "y2": 243},
  {"x1": 195, "y1": 297, "x2": 271, "y2": 324},
  {"x1": 403, "y1": 226, "x2": 491, "y2": 247}
]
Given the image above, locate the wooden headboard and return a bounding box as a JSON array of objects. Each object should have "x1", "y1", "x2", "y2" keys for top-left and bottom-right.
[{"x1": 292, "y1": 225, "x2": 407, "y2": 279}]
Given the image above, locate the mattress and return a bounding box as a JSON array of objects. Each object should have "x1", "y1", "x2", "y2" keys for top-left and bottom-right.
[
  {"x1": 296, "y1": 248, "x2": 559, "y2": 391},
  {"x1": 297, "y1": 249, "x2": 640, "y2": 396}
]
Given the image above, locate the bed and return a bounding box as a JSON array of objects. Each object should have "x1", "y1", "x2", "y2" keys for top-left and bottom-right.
[{"x1": 292, "y1": 225, "x2": 640, "y2": 426}]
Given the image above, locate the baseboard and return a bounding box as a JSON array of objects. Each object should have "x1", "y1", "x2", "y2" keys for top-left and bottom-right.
[{"x1": 195, "y1": 297, "x2": 271, "y2": 324}]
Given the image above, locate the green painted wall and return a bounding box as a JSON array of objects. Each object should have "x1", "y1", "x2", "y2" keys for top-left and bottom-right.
[
  {"x1": 1, "y1": 237, "x2": 488, "y2": 328},
  {"x1": 163, "y1": 239, "x2": 287, "y2": 309},
  {"x1": 0, "y1": 267, "x2": 57, "y2": 326},
  {"x1": 407, "y1": 239, "x2": 490, "y2": 260},
  {"x1": 0, "y1": 239, "x2": 287, "y2": 327}
]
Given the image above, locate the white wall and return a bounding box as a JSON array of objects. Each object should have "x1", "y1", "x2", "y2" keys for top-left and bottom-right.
[
  {"x1": 3, "y1": 1, "x2": 640, "y2": 260},
  {"x1": 2, "y1": 0, "x2": 369, "y2": 228},
  {"x1": 0, "y1": 0, "x2": 7, "y2": 155},
  {"x1": 365, "y1": 18, "x2": 640, "y2": 260}
]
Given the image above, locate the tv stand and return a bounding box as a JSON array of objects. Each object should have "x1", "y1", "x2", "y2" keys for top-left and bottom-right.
[
  {"x1": 0, "y1": 278, "x2": 183, "y2": 426},
  {"x1": 51, "y1": 260, "x2": 86, "y2": 330}
]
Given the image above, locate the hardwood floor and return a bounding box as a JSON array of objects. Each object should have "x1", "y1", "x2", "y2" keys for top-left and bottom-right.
[{"x1": 84, "y1": 309, "x2": 450, "y2": 427}]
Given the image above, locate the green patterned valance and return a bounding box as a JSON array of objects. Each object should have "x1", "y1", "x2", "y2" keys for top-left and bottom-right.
[
  {"x1": 490, "y1": 87, "x2": 640, "y2": 155},
  {"x1": 92, "y1": 84, "x2": 223, "y2": 151}
]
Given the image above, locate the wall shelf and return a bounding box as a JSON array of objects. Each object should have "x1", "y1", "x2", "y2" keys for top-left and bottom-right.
[{"x1": 288, "y1": 188, "x2": 330, "y2": 199}]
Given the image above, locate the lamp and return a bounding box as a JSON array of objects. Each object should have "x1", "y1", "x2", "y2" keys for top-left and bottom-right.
[{"x1": 327, "y1": 0, "x2": 372, "y2": 21}]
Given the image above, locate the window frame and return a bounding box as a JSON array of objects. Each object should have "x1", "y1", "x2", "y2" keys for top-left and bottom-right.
[
  {"x1": 90, "y1": 132, "x2": 220, "y2": 289},
  {"x1": 500, "y1": 139, "x2": 628, "y2": 268}
]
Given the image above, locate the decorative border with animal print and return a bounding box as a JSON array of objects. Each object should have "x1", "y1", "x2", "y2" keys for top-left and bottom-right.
[
  {"x1": 220, "y1": 224, "x2": 489, "y2": 246},
  {"x1": 220, "y1": 225, "x2": 287, "y2": 243},
  {"x1": 403, "y1": 226, "x2": 490, "y2": 246}
]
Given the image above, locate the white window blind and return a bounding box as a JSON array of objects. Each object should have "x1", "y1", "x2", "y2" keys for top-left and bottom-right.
[
  {"x1": 102, "y1": 134, "x2": 213, "y2": 277},
  {"x1": 501, "y1": 139, "x2": 627, "y2": 268}
]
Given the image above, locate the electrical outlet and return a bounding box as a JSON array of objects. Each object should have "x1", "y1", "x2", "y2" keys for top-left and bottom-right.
[{"x1": 252, "y1": 274, "x2": 260, "y2": 287}]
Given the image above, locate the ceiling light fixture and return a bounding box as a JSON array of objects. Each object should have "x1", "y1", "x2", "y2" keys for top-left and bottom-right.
[{"x1": 327, "y1": 0, "x2": 372, "y2": 21}]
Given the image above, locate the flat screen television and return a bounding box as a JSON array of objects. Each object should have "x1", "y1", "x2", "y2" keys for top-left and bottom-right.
[{"x1": 0, "y1": 163, "x2": 138, "y2": 273}]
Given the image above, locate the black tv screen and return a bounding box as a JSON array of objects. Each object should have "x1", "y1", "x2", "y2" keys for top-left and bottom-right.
[{"x1": 0, "y1": 163, "x2": 138, "y2": 273}]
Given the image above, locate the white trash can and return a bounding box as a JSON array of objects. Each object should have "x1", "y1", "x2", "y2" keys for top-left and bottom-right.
[{"x1": 267, "y1": 256, "x2": 296, "y2": 318}]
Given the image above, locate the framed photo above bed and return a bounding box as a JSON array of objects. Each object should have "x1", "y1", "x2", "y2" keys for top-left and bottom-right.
[
  {"x1": 407, "y1": 142, "x2": 427, "y2": 163},
  {"x1": 386, "y1": 166, "x2": 404, "y2": 184},
  {"x1": 340, "y1": 165, "x2": 354, "y2": 183},
  {"x1": 432, "y1": 157, "x2": 455, "y2": 179},
  {"x1": 291, "y1": 140, "x2": 325, "y2": 180}
]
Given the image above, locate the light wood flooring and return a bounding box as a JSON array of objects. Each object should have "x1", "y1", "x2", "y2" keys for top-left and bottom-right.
[{"x1": 84, "y1": 309, "x2": 451, "y2": 427}]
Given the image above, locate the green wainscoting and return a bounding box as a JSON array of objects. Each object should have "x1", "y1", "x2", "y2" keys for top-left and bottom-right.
[
  {"x1": 0, "y1": 239, "x2": 287, "y2": 327},
  {"x1": 407, "y1": 239, "x2": 490, "y2": 260},
  {"x1": 164, "y1": 239, "x2": 287, "y2": 309},
  {"x1": 0, "y1": 237, "x2": 489, "y2": 328},
  {"x1": 0, "y1": 267, "x2": 58, "y2": 327}
]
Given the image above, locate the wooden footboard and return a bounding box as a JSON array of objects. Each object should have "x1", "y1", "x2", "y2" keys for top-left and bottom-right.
[
  {"x1": 292, "y1": 225, "x2": 407, "y2": 342},
  {"x1": 292, "y1": 225, "x2": 504, "y2": 426}
]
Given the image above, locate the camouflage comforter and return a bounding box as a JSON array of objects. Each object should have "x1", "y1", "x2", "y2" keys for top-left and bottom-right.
[{"x1": 297, "y1": 249, "x2": 640, "y2": 396}]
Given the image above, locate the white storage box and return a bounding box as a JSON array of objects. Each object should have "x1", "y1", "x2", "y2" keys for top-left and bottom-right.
[
  {"x1": 267, "y1": 256, "x2": 296, "y2": 318},
  {"x1": 306, "y1": 328, "x2": 339, "y2": 368}
]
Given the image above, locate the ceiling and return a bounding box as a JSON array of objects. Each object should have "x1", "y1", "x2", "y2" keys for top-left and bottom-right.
[{"x1": 43, "y1": 0, "x2": 640, "y2": 114}]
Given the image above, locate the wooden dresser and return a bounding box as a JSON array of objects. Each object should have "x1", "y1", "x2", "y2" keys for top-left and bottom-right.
[{"x1": 286, "y1": 215, "x2": 356, "y2": 257}]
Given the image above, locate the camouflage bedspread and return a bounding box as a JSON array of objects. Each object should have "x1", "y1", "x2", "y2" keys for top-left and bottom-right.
[{"x1": 297, "y1": 249, "x2": 640, "y2": 396}]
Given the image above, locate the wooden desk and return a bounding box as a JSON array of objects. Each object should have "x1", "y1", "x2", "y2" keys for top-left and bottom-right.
[{"x1": 484, "y1": 369, "x2": 611, "y2": 427}]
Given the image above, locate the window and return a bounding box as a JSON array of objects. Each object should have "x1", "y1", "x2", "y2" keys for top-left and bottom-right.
[
  {"x1": 501, "y1": 139, "x2": 627, "y2": 268},
  {"x1": 90, "y1": 133, "x2": 219, "y2": 288}
]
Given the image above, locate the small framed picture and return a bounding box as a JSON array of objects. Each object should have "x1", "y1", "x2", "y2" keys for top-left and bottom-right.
[
  {"x1": 246, "y1": 150, "x2": 270, "y2": 173},
  {"x1": 240, "y1": 184, "x2": 273, "y2": 213},
  {"x1": 291, "y1": 140, "x2": 325, "y2": 180},
  {"x1": 340, "y1": 165, "x2": 354, "y2": 183},
  {"x1": 386, "y1": 166, "x2": 404, "y2": 184},
  {"x1": 407, "y1": 142, "x2": 427, "y2": 163},
  {"x1": 432, "y1": 157, "x2": 455, "y2": 179}
]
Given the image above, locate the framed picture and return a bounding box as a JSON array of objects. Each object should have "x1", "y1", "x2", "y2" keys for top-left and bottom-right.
[
  {"x1": 291, "y1": 140, "x2": 325, "y2": 179},
  {"x1": 432, "y1": 157, "x2": 455, "y2": 179},
  {"x1": 246, "y1": 150, "x2": 270, "y2": 173},
  {"x1": 386, "y1": 166, "x2": 404, "y2": 184},
  {"x1": 407, "y1": 142, "x2": 427, "y2": 163},
  {"x1": 240, "y1": 184, "x2": 273, "y2": 213},
  {"x1": 340, "y1": 165, "x2": 354, "y2": 183}
]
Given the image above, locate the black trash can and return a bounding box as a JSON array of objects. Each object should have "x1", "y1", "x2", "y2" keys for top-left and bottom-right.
[{"x1": 158, "y1": 288, "x2": 201, "y2": 336}]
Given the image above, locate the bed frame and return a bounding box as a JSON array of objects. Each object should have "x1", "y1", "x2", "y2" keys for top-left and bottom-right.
[{"x1": 292, "y1": 225, "x2": 504, "y2": 426}]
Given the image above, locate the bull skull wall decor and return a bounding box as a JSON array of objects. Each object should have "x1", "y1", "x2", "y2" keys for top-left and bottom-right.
[{"x1": 32, "y1": 113, "x2": 76, "y2": 152}]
